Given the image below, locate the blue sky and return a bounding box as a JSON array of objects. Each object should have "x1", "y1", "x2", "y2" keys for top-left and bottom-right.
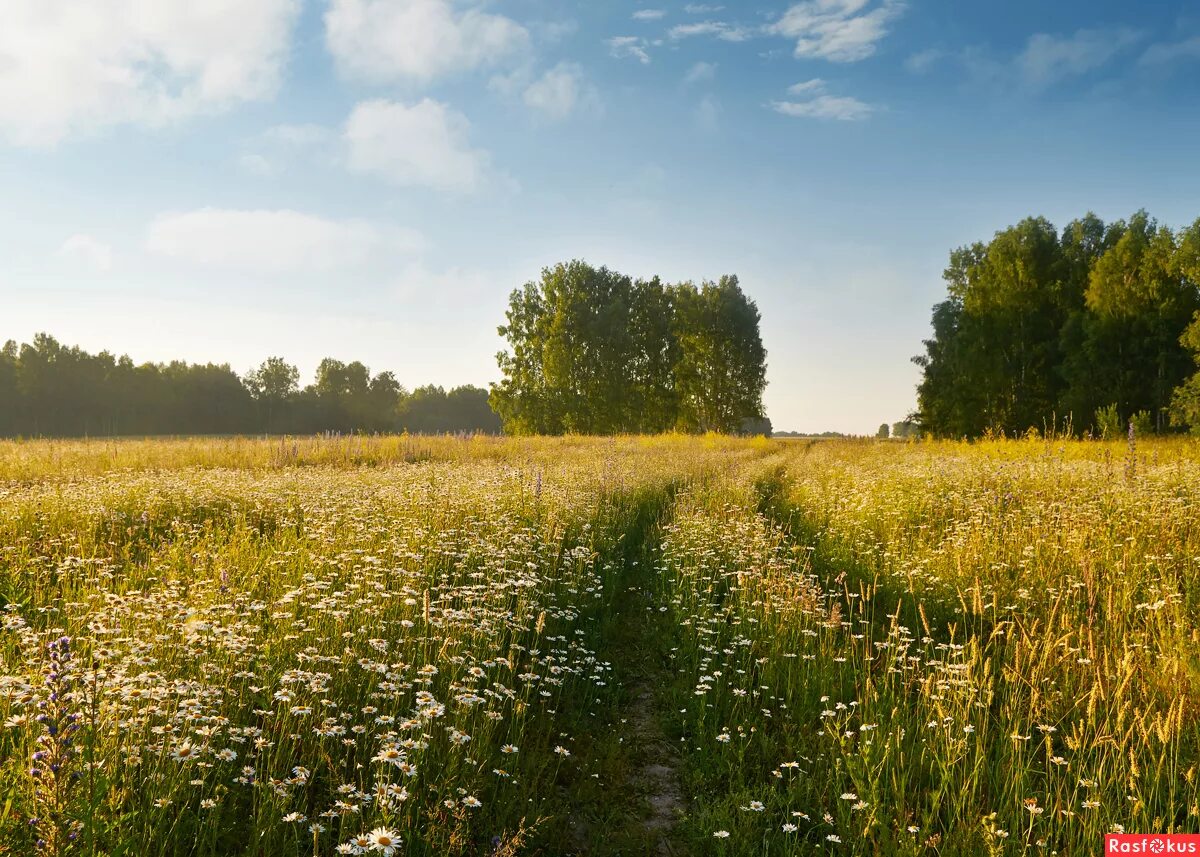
[{"x1": 2, "y1": 0, "x2": 1199, "y2": 433}]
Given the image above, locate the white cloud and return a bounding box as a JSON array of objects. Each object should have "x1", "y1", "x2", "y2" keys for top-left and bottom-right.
[
  {"x1": 787, "y1": 78, "x2": 827, "y2": 95},
  {"x1": 669, "y1": 21, "x2": 753, "y2": 42},
  {"x1": 772, "y1": 95, "x2": 872, "y2": 120},
  {"x1": 58, "y1": 234, "x2": 113, "y2": 272},
  {"x1": 772, "y1": 80, "x2": 872, "y2": 120},
  {"x1": 325, "y1": 0, "x2": 529, "y2": 84},
  {"x1": 608, "y1": 36, "x2": 652, "y2": 64},
  {"x1": 684, "y1": 3, "x2": 725, "y2": 12},
  {"x1": 1139, "y1": 36, "x2": 1200, "y2": 66},
  {"x1": 523, "y1": 63, "x2": 594, "y2": 120},
  {"x1": 633, "y1": 9, "x2": 667, "y2": 21},
  {"x1": 685, "y1": 61, "x2": 718, "y2": 84},
  {"x1": 1017, "y1": 27, "x2": 1142, "y2": 86},
  {"x1": 769, "y1": 0, "x2": 903, "y2": 62},
  {"x1": 344, "y1": 99, "x2": 490, "y2": 193},
  {"x1": 146, "y1": 208, "x2": 423, "y2": 274},
  {"x1": 0, "y1": 0, "x2": 300, "y2": 146}
]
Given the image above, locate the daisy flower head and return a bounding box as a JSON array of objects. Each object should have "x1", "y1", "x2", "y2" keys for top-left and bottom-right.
[{"x1": 368, "y1": 827, "x2": 401, "y2": 855}]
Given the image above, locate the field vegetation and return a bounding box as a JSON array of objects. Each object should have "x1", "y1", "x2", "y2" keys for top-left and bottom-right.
[{"x1": 2, "y1": 434, "x2": 1198, "y2": 855}]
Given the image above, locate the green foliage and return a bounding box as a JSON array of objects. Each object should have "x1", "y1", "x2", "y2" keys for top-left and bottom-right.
[
  {"x1": 670, "y1": 275, "x2": 767, "y2": 433},
  {"x1": 876, "y1": 423, "x2": 890, "y2": 438},
  {"x1": 1170, "y1": 372, "x2": 1200, "y2": 435},
  {"x1": 491, "y1": 261, "x2": 767, "y2": 435},
  {"x1": 0, "y1": 335, "x2": 502, "y2": 437},
  {"x1": 916, "y1": 211, "x2": 1200, "y2": 437},
  {"x1": 1169, "y1": 219, "x2": 1200, "y2": 434},
  {"x1": 397, "y1": 385, "x2": 501, "y2": 434},
  {"x1": 1094, "y1": 403, "x2": 1123, "y2": 439}
]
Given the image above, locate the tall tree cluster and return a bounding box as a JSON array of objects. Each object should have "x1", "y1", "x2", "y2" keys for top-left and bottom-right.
[
  {"x1": 0, "y1": 334, "x2": 501, "y2": 437},
  {"x1": 490, "y1": 261, "x2": 768, "y2": 435},
  {"x1": 914, "y1": 212, "x2": 1200, "y2": 437}
]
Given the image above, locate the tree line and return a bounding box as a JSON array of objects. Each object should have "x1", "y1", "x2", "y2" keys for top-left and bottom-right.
[
  {"x1": 914, "y1": 211, "x2": 1200, "y2": 437},
  {"x1": 490, "y1": 261, "x2": 769, "y2": 434},
  {"x1": 0, "y1": 334, "x2": 501, "y2": 437}
]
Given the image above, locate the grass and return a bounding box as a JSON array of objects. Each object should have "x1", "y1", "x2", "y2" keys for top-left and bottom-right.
[{"x1": 1, "y1": 434, "x2": 1198, "y2": 855}]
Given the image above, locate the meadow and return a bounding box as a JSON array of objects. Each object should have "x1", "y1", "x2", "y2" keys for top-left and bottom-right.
[{"x1": 1, "y1": 434, "x2": 1198, "y2": 855}]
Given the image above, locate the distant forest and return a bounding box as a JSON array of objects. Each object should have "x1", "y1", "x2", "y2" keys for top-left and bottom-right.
[
  {"x1": 0, "y1": 334, "x2": 501, "y2": 437},
  {"x1": 915, "y1": 211, "x2": 1200, "y2": 438}
]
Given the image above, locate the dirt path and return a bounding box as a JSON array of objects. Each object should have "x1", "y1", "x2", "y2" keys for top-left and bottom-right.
[
  {"x1": 560, "y1": 501, "x2": 691, "y2": 857},
  {"x1": 605, "y1": 575, "x2": 688, "y2": 856}
]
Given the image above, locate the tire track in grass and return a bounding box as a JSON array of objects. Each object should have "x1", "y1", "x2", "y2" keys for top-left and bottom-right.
[{"x1": 561, "y1": 489, "x2": 691, "y2": 856}]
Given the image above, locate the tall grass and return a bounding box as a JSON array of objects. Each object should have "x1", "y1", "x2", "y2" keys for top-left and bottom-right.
[{"x1": 2, "y1": 434, "x2": 1198, "y2": 854}]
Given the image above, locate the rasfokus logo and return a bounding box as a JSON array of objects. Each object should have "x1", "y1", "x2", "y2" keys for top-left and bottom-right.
[{"x1": 1106, "y1": 835, "x2": 1200, "y2": 854}]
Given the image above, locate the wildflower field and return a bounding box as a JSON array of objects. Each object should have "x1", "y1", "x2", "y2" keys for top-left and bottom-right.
[{"x1": 2, "y1": 434, "x2": 1199, "y2": 856}]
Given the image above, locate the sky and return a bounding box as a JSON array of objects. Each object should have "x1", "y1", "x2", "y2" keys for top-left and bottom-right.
[{"x1": 2, "y1": 1, "x2": 1200, "y2": 433}]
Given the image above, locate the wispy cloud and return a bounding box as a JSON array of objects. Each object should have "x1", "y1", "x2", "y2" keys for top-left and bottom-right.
[
  {"x1": 769, "y1": 0, "x2": 905, "y2": 62},
  {"x1": 632, "y1": 9, "x2": 666, "y2": 21},
  {"x1": 146, "y1": 209, "x2": 423, "y2": 275},
  {"x1": 236, "y1": 123, "x2": 337, "y2": 179},
  {"x1": 771, "y1": 79, "x2": 872, "y2": 121},
  {"x1": 608, "y1": 35, "x2": 652, "y2": 63},
  {"x1": 787, "y1": 78, "x2": 826, "y2": 95},
  {"x1": 1139, "y1": 36, "x2": 1200, "y2": 66},
  {"x1": 914, "y1": 27, "x2": 1147, "y2": 93},
  {"x1": 522, "y1": 63, "x2": 600, "y2": 120},
  {"x1": 685, "y1": 61, "x2": 718, "y2": 84},
  {"x1": 1017, "y1": 27, "x2": 1143, "y2": 87},
  {"x1": 669, "y1": 21, "x2": 753, "y2": 42},
  {"x1": 772, "y1": 95, "x2": 872, "y2": 120},
  {"x1": 695, "y1": 95, "x2": 720, "y2": 131},
  {"x1": 904, "y1": 48, "x2": 944, "y2": 74}
]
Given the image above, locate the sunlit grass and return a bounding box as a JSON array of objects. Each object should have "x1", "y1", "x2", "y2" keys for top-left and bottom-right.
[{"x1": 2, "y1": 434, "x2": 1199, "y2": 854}]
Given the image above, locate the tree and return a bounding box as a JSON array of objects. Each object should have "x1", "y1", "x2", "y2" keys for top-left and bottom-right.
[
  {"x1": 876, "y1": 423, "x2": 890, "y2": 439},
  {"x1": 1081, "y1": 213, "x2": 1198, "y2": 432},
  {"x1": 246, "y1": 357, "x2": 300, "y2": 431},
  {"x1": 491, "y1": 279, "x2": 559, "y2": 434},
  {"x1": 492, "y1": 261, "x2": 767, "y2": 435},
  {"x1": 915, "y1": 211, "x2": 1200, "y2": 438},
  {"x1": 0, "y1": 334, "x2": 500, "y2": 438},
  {"x1": 398, "y1": 385, "x2": 502, "y2": 434},
  {"x1": 0, "y1": 341, "x2": 20, "y2": 436},
  {"x1": 671, "y1": 275, "x2": 767, "y2": 434},
  {"x1": 940, "y1": 218, "x2": 1068, "y2": 434},
  {"x1": 627, "y1": 276, "x2": 680, "y2": 432},
  {"x1": 913, "y1": 287, "x2": 988, "y2": 437},
  {"x1": 1057, "y1": 214, "x2": 1122, "y2": 425},
  {"x1": 1169, "y1": 219, "x2": 1200, "y2": 432}
]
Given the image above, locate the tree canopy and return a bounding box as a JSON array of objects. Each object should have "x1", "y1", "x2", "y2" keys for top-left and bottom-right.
[
  {"x1": 0, "y1": 335, "x2": 501, "y2": 437},
  {"x1": 490, "y1": 261, "x2": 768, "y2": 435},
  {"x1": 914, "y1": 212, "x2": 1200, "y2": 437}
]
